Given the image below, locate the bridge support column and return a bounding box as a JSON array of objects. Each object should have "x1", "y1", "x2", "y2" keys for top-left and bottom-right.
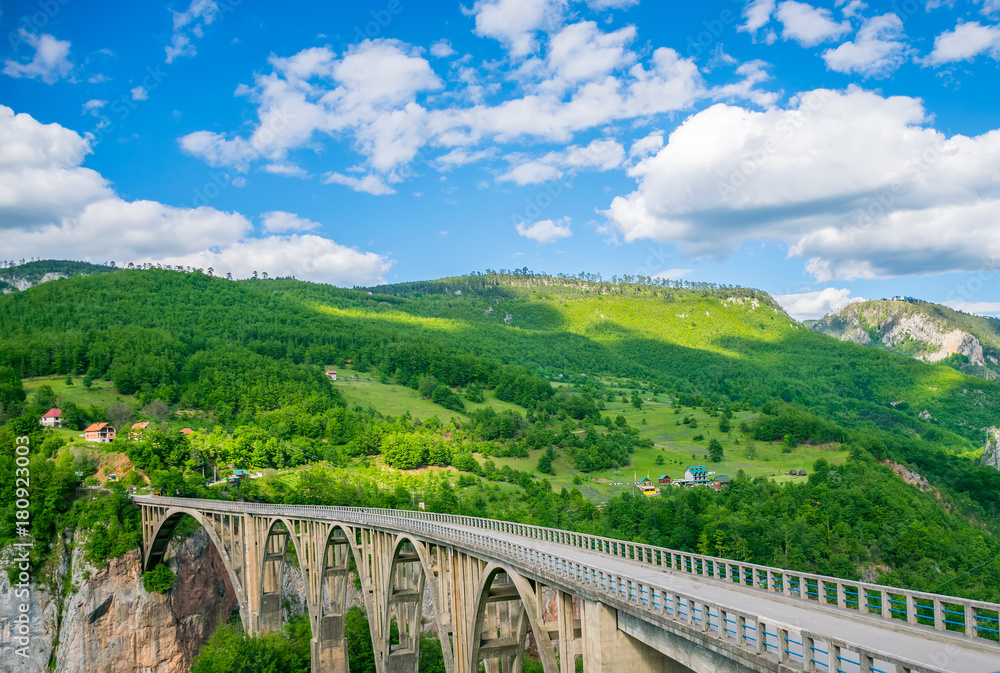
[
  {"x1": 581, "y1": 600, "x2": 693, "y2": 673},
  {"x1": 312, "y1": 615, "x2": 349, "y2": 673}
]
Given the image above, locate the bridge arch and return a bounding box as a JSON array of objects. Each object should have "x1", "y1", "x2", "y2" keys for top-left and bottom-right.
[
  {"x1": 255, "y1": 516, "x2": 307, "y2": 633},
  {"x1": 143, "y1": 507, "x2": 248, "y2": 627},
  {"x1": 308, "y1": 522, "x2": 373, "y2": 673},
  {"x1": 470, "y1": 563, "x2": 558, "y2": 673}
]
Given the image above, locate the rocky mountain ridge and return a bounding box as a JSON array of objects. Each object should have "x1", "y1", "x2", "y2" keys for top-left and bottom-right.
[
  {"x1": 811, "y1": 299, "x2": 1000, "y2": 381},
  {"x1": 0, "y1": 261, "x2": 115, "y2": 294}
]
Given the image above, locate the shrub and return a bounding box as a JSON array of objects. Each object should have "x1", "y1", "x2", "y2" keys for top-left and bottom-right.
[{"x1": 142, "y1": 563, "x2": 175, "y2": 593}]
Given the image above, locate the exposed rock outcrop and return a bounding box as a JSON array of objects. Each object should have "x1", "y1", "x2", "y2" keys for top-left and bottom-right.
[
  {"x1": 52, "y1": 527, "x2": 237, "y2": 673},
  {"x1": 811, "y1": 299, "x2": 1000, "y2": 381},
  {"x1": 982, "y1": 427, "x2": 1000, "y2": 471}
]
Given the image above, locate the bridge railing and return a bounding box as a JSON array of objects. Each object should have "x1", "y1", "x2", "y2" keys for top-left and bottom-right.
[
  {"x1": 326, "y1": 503, "x2": 1000, "y2": 646},
  {"x1": 133, "y1": 496, "x2": 1000, "y2": 652}
]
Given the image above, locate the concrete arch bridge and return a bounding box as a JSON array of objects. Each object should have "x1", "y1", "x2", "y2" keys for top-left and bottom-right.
[{"x1": 133, "y1": 496, "x2": 1000, "y2": 673}]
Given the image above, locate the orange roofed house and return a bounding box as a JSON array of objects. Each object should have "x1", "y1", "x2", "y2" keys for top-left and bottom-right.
[
  {"x1": 40, "y1": 408, "x2": 62, "y2": 427},
  {"x1": 84, "y1": 422, "x2": 116, "y2": 443}
]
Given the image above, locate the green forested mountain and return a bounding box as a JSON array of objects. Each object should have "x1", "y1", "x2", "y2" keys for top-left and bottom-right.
[
  {"x1": 812, "y1": 298, "x2": 1000, "y2": 381},
  {"x1": 3, "y1": 265, "x2": 1000, "y2": 612}
]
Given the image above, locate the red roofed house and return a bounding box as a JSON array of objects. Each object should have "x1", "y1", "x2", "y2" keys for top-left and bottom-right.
[
  {"x1": 84, "y1": 422, "x2": 116, "y2": 443},
  {"x1": 180, "y1": 428, "x2": 193, "y2": 435},
  {"x1": 131, "y1": 421, "x2": 150, "y2": 436},
  {"x1": 40, "y1": 408, "x2": 62, "y2": 428},
  {"x1": 325, "y1": 370, "x2": 338, "y2": 381}
]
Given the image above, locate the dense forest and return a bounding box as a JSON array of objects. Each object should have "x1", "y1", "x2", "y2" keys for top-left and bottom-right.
[{"x1": 2, "y1": 263, "x2": 1000, "y2": 669}]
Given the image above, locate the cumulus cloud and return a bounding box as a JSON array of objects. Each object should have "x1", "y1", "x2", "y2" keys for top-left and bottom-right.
[
  {"x1": 924, "y1": 21, "x2": 1000, "y2": 64},
  {"x1": 322, "y1": 171, "x2": 396, "y2": 195},
  {"x1": 629, "y1": 132, "x2": 663, "y2": 159},
  {"x1": 499, "y1": 138, "x2": 624, "y2": 185},
  {"x1": 515, "y1": 217, "x2": 572, "y2": 243},
  {"x1": 584, "y1": 0, "x2": 639, "y2": 8},
  {"x1": 165, "y1": 0, "x2": 219, "y2": 63},
  {"x1": 430, "y1": 40, "x2": 456, "y2": 58},
  {"x1": 179, "y1": 39, "x2": 442, "y2": 174},
  {"x1": 0, "y1": 105, "x2": 391, "y2": 286},
  {"x1": 776, "y1": 1, "x2": 851, "y2": 46},
  {"x1": 603, "y1": 87, "x2": 1000, "y2": 281},
  {"x1": 3, "y1": 30, "x2": 73, "y2": 83},
  {"x1": 823, "y1": 14, "x2": 909, "y2": 78},
  {"x1": 261, "y1": 211, "x2": 321, "y2": 232},
  {"x1": 467, "y1": 0, "x2": 566, "y2": 57},
  {"x1": 157, "y1": 235, "x2": 392, "y2": 285},
  {"x1": 739, "y1": 0, "x2": 776, "y2": 34},
  {"x1": 131, "y1": 86, "x2": 149, "y2": 101},
  {"x1": 651, "y1": 268, "x2": 692, "y2": 280},
  {"x1": 774, "y1": 288, "x2": 861, "y2": 320},
  {"x1": 178, "y1": 20, "x2": 774, "y2": 191}
]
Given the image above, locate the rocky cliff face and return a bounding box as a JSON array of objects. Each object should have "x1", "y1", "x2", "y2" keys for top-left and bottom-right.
[
  {"x1": 811, "y1": 300, "x2": 1000, "y2": 381},
  {"x1": 1, "y1": 527, "x2": 237, "y2": 673},
  {"x1": 53, "y1": 527, "x2": 238, "y2": 673},
  {"x1": 982, "y1": 427, "x2": 1000, "y2": 471}
]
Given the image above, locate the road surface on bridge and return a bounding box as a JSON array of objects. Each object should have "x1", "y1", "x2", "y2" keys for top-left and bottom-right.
[{"x1": 404, "y1": 515, "x2": 1000, "y2": 673}]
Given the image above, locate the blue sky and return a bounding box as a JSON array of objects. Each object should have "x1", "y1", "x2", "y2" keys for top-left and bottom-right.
[{"x1": 2, "y1": 0, "x2": 1000, "y2": 319}]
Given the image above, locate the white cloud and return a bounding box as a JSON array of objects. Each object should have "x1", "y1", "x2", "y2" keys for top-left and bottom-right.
[
  {"x1": 823, "y1": 14, "x2": 909, "y2": 78},
  {"x1": 774, "y1": 288, "x2": 861, "y2": 320},
  {"x1": 739, "y1": 0, "x2": 776, "y2": 34},
  {"x1": 943, "y1": 301, "x2": 1000, "y2": 316},
  {"x1": 262, "y1": 162, "x2": 308, "y2": 178},
  {"x1": 430, "y1": 40, "x2": 456, "y2": 58},
  {"x1": 776, "y1": 1, "x2": 851, "y2": 46},
  {"x1": 88, "y1": 73, "x2": 111, "y2": 84},
  {"x1": 651, "y1": 268, "x2": 692, "y2": 280},
  {"x1": 131, "y1": 86, "x2": 149, "y2": 101},
  {"x1": 515, "y1": 217, "x2": 572, "y2": 243},
  {"x1": 82, "y1": 99, "x2": 107, "y2": 113},
  {"x1": 838, "y1": 0, "x2": 867, "y2": 19},
  {"x1": 545, "y1": 21, "x2": 636, "y2": 89},
  {"x1": 499, "y1": 138, "x2": 624, "y2": 184},
  {"x1": 435, "y1": 147, "x2": 498, "y2": 170},
  {"x1": 261, "y1": 211, "x2": 321, "y2": 232},
  {"x1": 468, "y1": 0, "x2": 566, "y2": 58},
  {"x1": 0, "y1": 105, "x2": 391, "y2": 286},
  {"x1": 924, "y1": 21, "x2": 1000, "y2": 65},
  {"x1": 179, "y1": 39, "x2": 442, "y2": 174},
  {"x1": 629, "y1": 131, "x2": 663, "y2": 159},
  {"x1": 157, "y1": 235, "x2": 392, "y2": 285},
  {"x1": 2, "y1": 30, "x2": 73, "y2": 83},
  {"x1": 584, "y1": 0, "x2": 639, "y2": 8},
  {"x1": 178, "y1": 22, "x2": 773, "y2": 191},
  {"x1": 322, "y1": 171, "x2": 396, "y2": 195},
  {"x1": 603, "y1": 87, "x2": 1000, "y2": 281},
  {"x1": 499, "y1": 161, "x2": 563, "y2": 185},
  {"x1": 165, "y1": 0, "x2": 219, "y2": 63}
]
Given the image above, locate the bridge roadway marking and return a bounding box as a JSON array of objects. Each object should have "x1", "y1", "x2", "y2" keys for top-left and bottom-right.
[{"x1": 436, "y1": 519, "x2": 1000, "y2": 673}]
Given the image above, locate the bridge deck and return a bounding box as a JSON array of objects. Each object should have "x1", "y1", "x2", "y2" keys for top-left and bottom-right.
[{"x1": 449, "y1": 521, "x2": 1000, "y2": 673}]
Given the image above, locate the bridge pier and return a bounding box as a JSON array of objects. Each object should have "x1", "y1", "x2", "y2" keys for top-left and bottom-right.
[
  {"x1": 311, "y1": 621, "x2": 350, "y2": 673},
  {"x1": 582, "y1": 600, "x2": 694, "y2": 673}
]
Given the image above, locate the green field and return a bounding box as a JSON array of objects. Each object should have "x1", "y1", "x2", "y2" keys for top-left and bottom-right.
[
  {"x1": 23, "y1": 376, "x2": 137, "y2": 409},
  {"x1": 332, "y1": 366, "x2": 526, "y2": 420},
  {"x1": 486, "y1": 399, "x2": 847, "y2": 501}
]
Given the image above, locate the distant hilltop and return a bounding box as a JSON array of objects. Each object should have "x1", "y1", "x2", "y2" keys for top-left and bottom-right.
[
  {"x1": 0, "y1": 259, "x2": 117, "y2": 293},
  {"x1": 810, "y1": 298, "x2": 1000, "y2": 381}
]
